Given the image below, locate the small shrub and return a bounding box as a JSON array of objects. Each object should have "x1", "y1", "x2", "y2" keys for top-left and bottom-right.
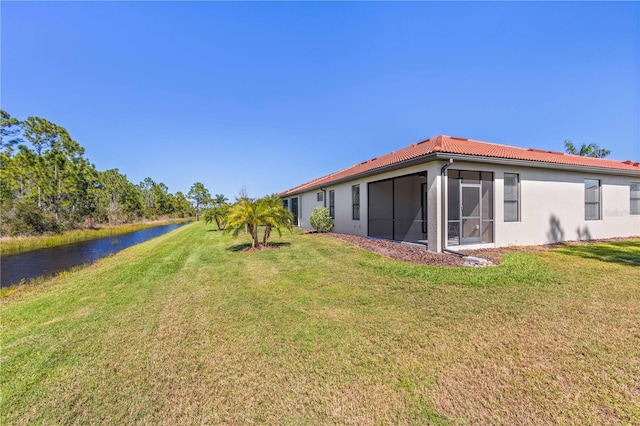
[{"x1": 309, "y1": 206, "x2": 333, "y2": 233}]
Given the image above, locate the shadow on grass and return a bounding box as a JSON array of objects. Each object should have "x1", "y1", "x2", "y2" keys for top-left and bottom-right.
[
  {"x1": 227, "y1": 242, "x2": 291, "y2": 252},
  {"x1": 554, "y1": 240, "x2": 640, "y2": 267}
]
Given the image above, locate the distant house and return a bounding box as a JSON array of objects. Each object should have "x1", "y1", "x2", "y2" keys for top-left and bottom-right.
[{"x1": 280, "y1": 135, "x2": 640, "y2": 252}]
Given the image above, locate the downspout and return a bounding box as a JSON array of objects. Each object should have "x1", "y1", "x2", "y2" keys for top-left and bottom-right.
[
  {"x1": 320, "y1": 188, "x2": 327, "y2": 208},
  {"x1": 440, "y1": 159, "x2": 464, "y2": 257}
]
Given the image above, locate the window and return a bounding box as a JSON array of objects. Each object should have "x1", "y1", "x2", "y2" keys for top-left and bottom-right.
[
  {"x1": 352, "y1": 185, "x2": 360, "y2": 220},
  {"x1": 504, "y1": 173, "x2": 519, "y2": 222},
  {"x1": 329, "y1": 190, "x2": 335, "y2": 219},
  {"x1": 317, "y1": 192, "x2": 324, "y2": 202},
  {"x1": 631, "y1": 182, "x2": 640, "y2": 215},
  {"x1": 282, "y1": 199, "x2": 288, "y2": 209},
  {"x1": 291, "y1": 197, "x2": 299, "y2": 226},
  {"x1": 585, "y1": 179, "x2": 601, "y2": 220}
]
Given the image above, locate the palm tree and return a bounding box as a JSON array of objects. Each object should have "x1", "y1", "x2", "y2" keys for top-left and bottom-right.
[
  {"x1": 224, "y1": 195, "x2": 293, "y2": 249},
  {"x1": 204, "y1": 203, "x2": 230, "y2": 230},
  {"x1": 564, "y1": 140, "x2": 610, "y2": 158},
  {"x1": 213, "y1": 193, "x2": 228, "y2": 206},
  {"x1": 225, "y1": 197, "x2": 261, "y2": 248},
  {"x1": 258, "y1": 194, "x2": 293, "y2": 247},
  {"x1": 212, "y1": 193, "x2": 230, "y2": 230}
]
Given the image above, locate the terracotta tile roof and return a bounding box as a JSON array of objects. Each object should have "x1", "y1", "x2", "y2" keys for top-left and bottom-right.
[{"x1": 280, "y1": 135, "x2": 640, "y2": 196}]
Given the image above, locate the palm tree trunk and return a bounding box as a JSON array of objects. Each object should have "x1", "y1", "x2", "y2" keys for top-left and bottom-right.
[
  {"x1": 251, "y1": 224, "x2": 259, "y2": 248},
  {"x1": 262, "y1": 225, "x2": 271, "y2": 247}
]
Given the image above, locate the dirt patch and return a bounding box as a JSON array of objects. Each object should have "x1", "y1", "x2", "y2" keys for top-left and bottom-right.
[{"x1": 324, "y1": 233, "x2": 638, "y2": 267}]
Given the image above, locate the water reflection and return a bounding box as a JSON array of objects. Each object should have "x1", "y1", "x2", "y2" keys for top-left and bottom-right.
[{"x1": 1, "y1": 223, "x2": 187, "y2": 288}]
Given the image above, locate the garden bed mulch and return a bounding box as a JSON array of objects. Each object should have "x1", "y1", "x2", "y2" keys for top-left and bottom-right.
[
  {"x1": 325, "y1": 233, "x2": 637, "y2": 267},
  {"x1": 326, "y1": 233, "x2": 493, "y2": 267}
]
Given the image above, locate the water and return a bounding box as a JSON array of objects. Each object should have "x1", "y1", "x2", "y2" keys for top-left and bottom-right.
[{"x1": 1, "y1": 223, "x2": 188, "y2": 288}]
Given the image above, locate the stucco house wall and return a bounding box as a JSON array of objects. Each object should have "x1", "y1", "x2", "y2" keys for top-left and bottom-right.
[
  {"x1": 494, "y1": 167, "x2": 639, "y2": 247},
  {"x1": 281, "y1": 135, "x2": 640, "y2": 252}
]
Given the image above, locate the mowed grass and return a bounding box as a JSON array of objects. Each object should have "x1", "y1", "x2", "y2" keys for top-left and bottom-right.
[{"x1": 1, "y1": 222, "x2": 639, "y2": 424}]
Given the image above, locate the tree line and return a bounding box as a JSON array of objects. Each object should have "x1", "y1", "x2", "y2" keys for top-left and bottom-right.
[{"x1": 0, "y1": 110, "x2": 201, "y2": 236}]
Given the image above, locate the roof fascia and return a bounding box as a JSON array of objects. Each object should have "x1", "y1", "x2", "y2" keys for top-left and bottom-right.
[
  {"x1": 282, "y1": 153, "x2": 441, "y2": 197},
  {"x1": 281, "y1": 152, "x2": 640, "y2": 198},
  {"x1": 436, "y1": 153, "x2": 640, "y2": 177}
]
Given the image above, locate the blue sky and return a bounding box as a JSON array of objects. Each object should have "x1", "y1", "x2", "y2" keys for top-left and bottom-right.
[{"x1": 2, "y1": 1, "x2": 638, "y2": 199}]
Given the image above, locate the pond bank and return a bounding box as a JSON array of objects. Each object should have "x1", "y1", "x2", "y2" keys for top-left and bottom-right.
[
  {"x1": 0, "y1": 218, "x2": 193, "y2": 255},
  {"x1": 1, "y1": 223, "x2": 190, "y2": 289}
]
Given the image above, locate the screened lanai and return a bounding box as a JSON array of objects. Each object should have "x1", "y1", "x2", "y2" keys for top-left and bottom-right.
[
  {"x1": 367, "y1": 172, "x2": 428, "y2": 244},
  {"x1": 447, "y1": 170, "x2": 494, "y2": 246}
]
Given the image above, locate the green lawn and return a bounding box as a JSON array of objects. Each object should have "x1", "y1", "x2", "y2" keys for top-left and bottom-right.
[{"x1": 2, "y1": 222, "x2": 639, "y2": 424}]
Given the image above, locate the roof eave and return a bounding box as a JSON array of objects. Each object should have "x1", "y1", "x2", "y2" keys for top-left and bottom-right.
[
  {"x1": 280, "y1": 152, "x2": 640, "y2": 197},
  {"x1": 442, "y1": 153, "x2": 640, "y2": 177},
  {"x1": 280, "y1": 152, "x2": 441, "y2": 197}
]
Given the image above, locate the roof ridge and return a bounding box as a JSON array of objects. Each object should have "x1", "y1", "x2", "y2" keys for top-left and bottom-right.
[
  {"x1": 280, "y1": 135, "x2": 639, "y2": 196},
  {"x1": 455, "y1": 136, "x2": 528, "y2": 151},
  {"x1": 432, "y1": 135, "x2": 444, "y2": 150}
]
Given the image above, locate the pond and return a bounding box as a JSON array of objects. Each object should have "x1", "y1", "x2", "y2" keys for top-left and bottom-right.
[{"x1": 1, "y1": 223, "x2": 188, "y2": 288}]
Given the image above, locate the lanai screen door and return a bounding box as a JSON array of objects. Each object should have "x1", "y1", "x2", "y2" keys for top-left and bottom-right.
[
  {"x1": 461, "y1": 185, "x2": 481, "y2": 244},
  {"x1": 448, "y1": 170, "x2": 493, "y2": 245},
  {"x1": 368, "y1": 172, "x2": 427, "y2": 243}
]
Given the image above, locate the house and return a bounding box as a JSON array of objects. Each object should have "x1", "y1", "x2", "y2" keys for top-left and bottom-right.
[{"x1": 279, "y1": 135, "x2": 640, "y2": 252}]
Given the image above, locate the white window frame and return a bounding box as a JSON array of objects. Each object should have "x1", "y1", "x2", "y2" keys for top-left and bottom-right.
[
  {"x1": 352, "y1": 185, "x2": 360, "y2": 220},
  {"x1": 503, "y1": 173, "x2": 520, "y2": 222},
  {"x1": 631, "y1": 182, "x2": 640, "y2": 215},
  {"x1": 584, "y1": 179, "x2": 601, "y2": 221},
  {"x1": 329, "y1": 190, "x2": 335, "y2": 219}
]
